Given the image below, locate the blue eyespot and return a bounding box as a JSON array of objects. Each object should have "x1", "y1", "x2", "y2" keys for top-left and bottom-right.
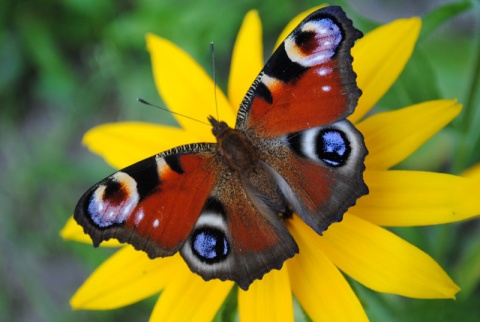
[
  {"x1": 192, "y1": 228, "x2": 229, "y2": 263},
  {"x1": 317, "y1": 129, "x2": 350, "y2": 167}
]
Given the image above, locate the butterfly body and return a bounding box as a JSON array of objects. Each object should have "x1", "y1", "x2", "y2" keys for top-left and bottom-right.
[
  {"x1": 209, "y1": 117, "x2": 259, "y2": 174},
  {"x1": 75, "y1": 6, "x2": 368, "y2": 290}
]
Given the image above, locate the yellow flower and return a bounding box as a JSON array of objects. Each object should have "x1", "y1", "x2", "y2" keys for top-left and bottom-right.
[{"x1": 62, "y1": 7, "x2": 480, "y2": 321}]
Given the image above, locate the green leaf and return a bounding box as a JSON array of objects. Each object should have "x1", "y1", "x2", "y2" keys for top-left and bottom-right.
[
  {"x1": 378, "y1": 48, "x2": 441, "y2": 109},
  {"x1": 420, "y1": 1, "x2": 473, "y2": 40},
  {"x1": 454, "y1": 232, "x2": 480, "y2": 300},
  {"x1": 212, "y1": 286, "x2": 238, "y2": 322}
]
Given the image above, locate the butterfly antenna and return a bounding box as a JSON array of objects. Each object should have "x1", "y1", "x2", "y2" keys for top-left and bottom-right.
[
  {"x1": 210, "y1": 42, "x2": 219, "y2": 121},
  {"x1": 136, "y1": 98, "x2": 210, "y2": 126}
]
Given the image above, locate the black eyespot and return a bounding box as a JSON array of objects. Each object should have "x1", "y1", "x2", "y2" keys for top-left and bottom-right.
[
  {"x1": 103, "y1": 180, "x2": 122, "y2": 199},
  {"x1": 192, "y1": 227, "x2": 229, "y2": 264},
  {"x1": 317, "y1": 129, "x2": 350, "y2": 167},
  {"x1": 295, "y1": 30, "x2": 316, "y2": 50}
]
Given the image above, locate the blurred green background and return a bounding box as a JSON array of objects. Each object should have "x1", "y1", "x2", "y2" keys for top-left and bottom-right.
[{"x1": 1, "y1": 0, "x2": 479, "y2": 321}]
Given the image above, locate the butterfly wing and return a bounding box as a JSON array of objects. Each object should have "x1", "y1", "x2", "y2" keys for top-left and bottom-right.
[
  {"x1": 180, "y1": 169, "x2": 298, "y2": 290},
  {"x1": 236, "y1": 6, "x2": 368, "y2": 234},
  {"x1": 74, "y1": 5, "x2": 366, "y2": 289},
  {"x1": 258, "y1": 120, "x2": 368, "y2": 234},
  {"x1": 74, "y1": 144, "x2": 219, "y2": 258},
  {"x1": 236, "y1": 6, "x2": 363, "y2": 137},
  {"x1": 75, "y1": 143, "x2": 298, "y2": 289}
]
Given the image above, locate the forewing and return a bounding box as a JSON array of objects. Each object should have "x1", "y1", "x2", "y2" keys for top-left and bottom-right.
[
  {"x1": 236, "y1": 6, "x2": 362, "y2": 137},
  {"x1": 74, "y1": 143, "x2": 219, "y2": 258}
]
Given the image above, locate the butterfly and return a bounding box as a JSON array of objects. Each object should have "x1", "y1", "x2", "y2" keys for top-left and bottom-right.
[{"x1": 74, "y1": 6, "x2": 368, "y2": 290}]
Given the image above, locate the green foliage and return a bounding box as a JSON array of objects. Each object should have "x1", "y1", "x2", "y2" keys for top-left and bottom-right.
[
  {"x1": 420, "y1": 0, "x2": 473, "y2": 41},
  {"x1": 1, "y1": 0, "x2": 479, "y2": 321}
]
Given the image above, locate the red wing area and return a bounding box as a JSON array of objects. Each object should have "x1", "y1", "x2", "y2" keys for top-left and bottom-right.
[
  {"x1": 219, "y1": 171, "x2": 298, "y2": 257},
  {"x1": 224, "y1": 191, "x2": 299, "y2": 288},
  {"x1": 275, "y1": 155, "x2": 334, "y2": 214},
  {"x1": 270, "y1": 153, "x2": 356, "y2": 234},
  {"x1": 226, "y1": 195, "x2": 289, "y2": 254},
  {"x1": 125, "y1": 154, "x2": 217, "y2": 253},
  {"x1": 236, "y1": 6, "x2": 362, "y2": 137},
  {"x1": 247, "y1": 62, "x2": 348, "y2": 137},
  {"x1": 74, "y1": 144, "x2": 219, "y2": 258}
]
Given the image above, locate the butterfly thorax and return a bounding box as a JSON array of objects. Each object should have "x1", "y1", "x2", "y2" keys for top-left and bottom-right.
[{"x1": 208, "y1": 116, "x2": 258, "y2": 175}]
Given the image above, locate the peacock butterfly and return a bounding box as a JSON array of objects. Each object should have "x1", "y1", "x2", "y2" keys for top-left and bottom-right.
[{"x1": 74, "y1": 6, "x2": 368, "y2": 290}]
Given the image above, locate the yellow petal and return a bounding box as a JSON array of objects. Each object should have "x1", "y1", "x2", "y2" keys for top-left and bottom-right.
[
  {"x1": 319, "y1": 214, "x2": 460, "y2": 299},
  {"x1": 146, "y1": 34, "x2": 236, "y2": 134},
  {"x1": 228, "y1": 10, "x2": 263, "y2": 111},
  {"x1": 353, "y1": 170, "x2": 480, "y2": 226},
  {"x1": 60, "y1": 216, "x2": 121, "y2": 247},
  {"x1": 350, "y1": 17, "x2": 422, "y2": 122},
  {"x1": 71, "y1": 247, "x2": 182, "y2": 309},
  {"x1": 150, "y1": 261, "x2": 233, "y2": 321},
  {"x1": 238, "y1": 268, "x2": 293, "y2": 322},
  {"x1": 286, "y1": 217, "x2": 368, "y2": 322},
  {"x1": 273, "y1": 5, "x2": 325, "y2": 50},
  {"x1": 357, "y1": 100, "x2": 461, "y2": 170},
  {"x1": 462, "y1": 162, "x2": 480, "y2": 179},
  {"x1": 83, "y1": 122, "x2": 196, "y2": 169}
]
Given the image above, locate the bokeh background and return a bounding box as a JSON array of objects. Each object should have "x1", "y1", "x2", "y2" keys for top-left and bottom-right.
[{"x1": 1, "y1": 0, "x2": 479, "y2": 321}]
